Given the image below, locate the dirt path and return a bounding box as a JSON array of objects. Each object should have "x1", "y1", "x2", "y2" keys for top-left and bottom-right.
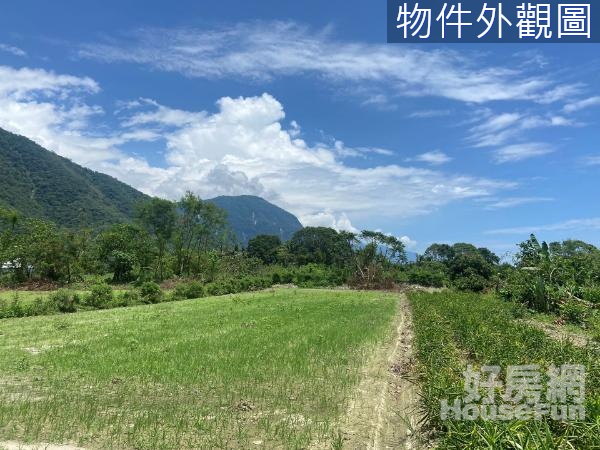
[
  {"x1": 332, "y1": 294, "x2": 421, "y2": 449},
  {"x1": 520, "y1": 319, "x2": 590, "y2": 347}
]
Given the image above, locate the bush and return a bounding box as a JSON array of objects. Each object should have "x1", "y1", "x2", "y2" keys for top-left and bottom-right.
[
  {"x1": 453, "y1": 272, "x2": 488, "y2": 292},
  {"x1": 589, "y1": 316, "x2": 600, "y2": 343},
  {"x1": 404, "y1": 263, "x2": 448, "y2": 287},
  {"x1": 112, "y1": 290, "x2": 141, "y2": 307},
  {"x1": 85, "y1": 283, "x2": 113, "y2": 309},
  {"x1": 559, "y1": 299, "x2": 589, "y2": 325},
  {"x1": 582, "y1": 286, "x2": 600, "y2": 304},
  {"x1": 184, "y1": 281, "x2": 205, "y2": 299},
  {"x1": 173, "y1": 281, "x2": 205, "y2": 300},
  {"x1": 49, "y1": 289, "x2": 78, "y2": 313},
  {"x1": 27, "y1": 297, "x2": 54, "y2": 316},
  {"x1": 139, "y1": 282, "x2": 163, "y2": 304},
  {"x1": 0, "y1": 294, "x2": 24, "y2": 318}
]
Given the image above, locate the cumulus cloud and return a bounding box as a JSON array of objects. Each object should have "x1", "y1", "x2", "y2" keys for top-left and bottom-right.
[
  {"x1": 399, "y1": 235, "x2": 417, "y2": 250},
  {"x1": 0, "y1": 65, "x2": 124, "y2": 165},
  {"x1": 78, "y1": 21, "x2": 571, "y2": 104},
  {"x1": 113, "y1": 93, "x2": 515, "y2": 221},
  {"x1": 300, "y1": 211, "x2": 358, "y2": 233}
]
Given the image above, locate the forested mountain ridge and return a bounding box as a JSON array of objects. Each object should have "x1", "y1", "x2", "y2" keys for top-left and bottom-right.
[
  {"x1": 208, "y1": 195, "x2": 303, "y2": 245},
  {"x1": 0, "y1": 127, "x2": 149, "y2": 228}
]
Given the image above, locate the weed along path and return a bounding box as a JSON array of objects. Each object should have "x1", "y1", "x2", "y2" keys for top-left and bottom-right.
[{"x1": 330, "y1": 293, "x2": 420, "y2": 450}]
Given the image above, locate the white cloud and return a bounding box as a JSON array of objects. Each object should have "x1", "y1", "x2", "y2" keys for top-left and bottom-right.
[
  {"x1": 493, "y1": 143, "x2": 554, "y2": 163},
  {"x1": 413, "y1": 150, "x2": 452, "y2": 165},
  {"x1": 537, "y1": 84, "x2": 584, "y2": 104},
  {"x1": 468, "y1": 112, "x2": 574, "y2": 148},
  {"x1": 0, "y1": 43, "x2": 27, "y2": 57},
  {"x1": 408, "y1": 109, "x2": 452, "y2": 119},
  {"x1": 484, "y1": 196, "x2": 554, "y2": 209},
  {"x1": 563, "y1": 96, "x2": 600, "y2": 113},
  {"x1": 112, "y1": 93, "x2": 515, "y2": 223},
  {"x1": 300, "y1": 211, "x2": 358, "y2": 233},
  {"x1": 581, "y1": 155, "x2": 600, "y2": 166},
  {"x1": 486, "y1": 218, "x2": 600, "y2": 235},
  {"x1": 400, "y1": 235, "x2": 417, "y2": 250},
  {"x1": 468, "y1": 112, "x2": 522, "y2": 147},
  {"x1": 0, "y1": 66, "x2": 123, "y2": 165},
  {"x1": 0, "y1": 66, "x2": 98, "y2": 99},
  {"x1": 78, "y1": 22, "x2": 567, "y2": 104},
  {"x1": 0, "y1": 64, "x2": 516, "y2": 230}
]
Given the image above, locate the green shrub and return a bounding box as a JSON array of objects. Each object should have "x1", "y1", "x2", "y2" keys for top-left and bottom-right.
[
  {"x1": 49, "y1": 289, "x2": 77, "y2": 313},
  {"x1": 559, "y1": 299, "x2": 588, "y2": 325},
  {"x1": 404, "y1": 264, "x2": 448, "y2": 287},
  {"x1": 453, "y1": 272, "x2": 488, "y2": 292},
  {"x1": 582, "y1": 286, "x2": 600, "y2": 304},
  {"x1": 589, "y1": 315, "x2": 600, "y2": 343},
  {"x1": 173, "y1": 281, "x2": 205, "y2": 300},
  {"x1": 85, "y1": 283, "x2": 113, "y2": 309},
  {"x1": 112, "y1": 290, "x2": 141, "y2": 307},
  {"x1": 139, "y1": 282, "x2": 163, "y2": 304},
  {"x1": 0, "y1": 294, "x2": 23, "y2": 318}
]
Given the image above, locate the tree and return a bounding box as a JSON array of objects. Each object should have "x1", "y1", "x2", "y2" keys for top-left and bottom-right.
[
  {"x1": 247, "y1": 235, "x2": 282, "y2": 264},
  {"x1": 422, "y1": 243, "x2": 454, "y2": 263},
  {"x1": 449, "y1": 252, "x2": 493, "y2": 292},
  {"x1": 420, "y1": 242, "x2": 498, "y2": 292},
  {"x1": 516, "y1": 234, "x2": 545, "y2": 267},
  {"x1": 136, "y1": 198, "x2": 177, "y2": 281},
  {"x1": 173, "y1": 192, "x2": 229, "y2": 276},
  {"x1": 96, "y1": 223, "x2": 154, "y2": 282},
  {"x1": 289, "y1": 227, "x2": 353, "y2": 266},
  {"x1": 350, "y1": 230, "x2": 407, "y2": 287}
]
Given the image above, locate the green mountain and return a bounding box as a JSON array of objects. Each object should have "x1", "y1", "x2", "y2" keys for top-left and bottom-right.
[
  {"x1": 208, "y1": 195, "x2": 303, "y2": 245},
  {"x1": 0, "y1": 128, "x2": 304, "y2": 242},
  {"x1": 0, "y1": 127, "x2": 150, "y2": 228}
]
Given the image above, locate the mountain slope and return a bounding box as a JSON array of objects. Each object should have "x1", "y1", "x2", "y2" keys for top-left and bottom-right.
[
  {"x1": 0, "y1": 127, "x2": 150, "y2": 228},
  {"x1": 208, "y1": 195, "x2": 303, "y2": 245}
]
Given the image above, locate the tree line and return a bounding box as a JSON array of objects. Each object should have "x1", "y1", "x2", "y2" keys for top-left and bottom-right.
[{"x1": 2, "y1": 194, "x2": 599, "y2": 330}]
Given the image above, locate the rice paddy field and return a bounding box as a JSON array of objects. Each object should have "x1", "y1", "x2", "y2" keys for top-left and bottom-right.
[
  {"x1": 0, "y1": 289, "x2": 398, "y2": 449},
  {"x1": 409, "y1": 291, "x2": 600, "y2": 449}
]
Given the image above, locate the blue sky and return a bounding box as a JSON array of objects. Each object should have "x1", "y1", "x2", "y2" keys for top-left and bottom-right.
[{"x1": 1, "y1": 0, "x2": 599, "y2": 256}]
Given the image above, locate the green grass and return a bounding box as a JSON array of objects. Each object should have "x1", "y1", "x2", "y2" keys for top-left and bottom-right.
[
  {"x1": 409, "y1": 291, "x2": 600, "y2": 449},
  {"x1": 0, "y1": 290, "x2": 128, "y2": 305},
  {"x1": 0, "y1": 288, "x2": 397, "y2": 449}
]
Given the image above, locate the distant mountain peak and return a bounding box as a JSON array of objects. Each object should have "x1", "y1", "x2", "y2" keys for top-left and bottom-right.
[{"x1": 207, "y1": 195, "x2": 303, "y2": 246}]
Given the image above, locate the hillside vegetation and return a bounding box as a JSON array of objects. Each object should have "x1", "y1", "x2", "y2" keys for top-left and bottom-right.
[{"x1": 0, "y1": 128, "x2": 149, "y2": 228}]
